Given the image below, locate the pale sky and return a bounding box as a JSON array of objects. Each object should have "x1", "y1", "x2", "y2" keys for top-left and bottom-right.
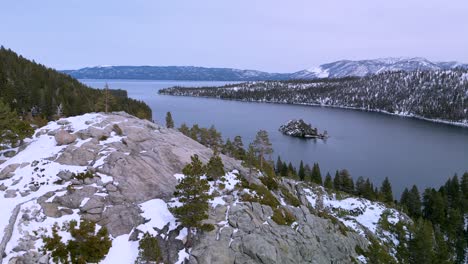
[{"x1": 1, "y1": 0, "x2": 467, "y2": 72}]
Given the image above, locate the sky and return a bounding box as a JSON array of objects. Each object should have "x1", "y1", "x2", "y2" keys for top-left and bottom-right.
[{"x1": 1, "y1": 0, "x2": 467, "y2": 72}]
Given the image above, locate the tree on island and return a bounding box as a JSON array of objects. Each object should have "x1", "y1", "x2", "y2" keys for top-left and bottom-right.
[
  {"x1": 166, "y1": 111, "x2": 174, "y2": 128},
  {"x1": 171, "y1": 154, "x2": 213, "y2": 246}
]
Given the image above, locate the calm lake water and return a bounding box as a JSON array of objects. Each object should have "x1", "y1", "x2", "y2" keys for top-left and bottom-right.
[{"x1": 81, "y1": 79, "x2": 468, "y2": 197}]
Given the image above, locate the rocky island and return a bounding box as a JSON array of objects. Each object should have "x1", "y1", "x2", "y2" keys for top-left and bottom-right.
[{"x1": 279, "y1": 119, "x2": 328, "y2": 139}]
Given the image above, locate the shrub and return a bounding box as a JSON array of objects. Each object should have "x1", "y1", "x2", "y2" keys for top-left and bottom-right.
[
  {"x1": 99, "y1": 135, "x2": 108, "y2": 141},
  {"x1": 135, "y1": 233, "x2": 162, "y2": 264},
  {"x1": 272, "y1": 207, "x2": 296, "y2": 225},
  {"x1": 241, "y1": 183, "x2": 280, "y2": 208},
  {"x1": 42, "y1": 219, "x2": 112, "y2": 264},
  {"x1": 112, "y1": 124, "x2": 123, "y2": 136},
  {"x1": 72, "y1": 171, "x2": 94, "y2": 182},
  {"x1": 280, "y1": 186, "x2": 301, "y2": 207},
  {"x1": 260, "y1": 176, "x2": 278, "y2": 190}
]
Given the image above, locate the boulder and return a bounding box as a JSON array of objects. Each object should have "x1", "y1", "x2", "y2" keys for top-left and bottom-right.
[
  {"x1": 3, "y1": 150, "x2": 17, "y2": 158},
  {"x1": 4, "y1": 189, "x2": 17, "y2": 198},
  {"x1": 54, "y1": 130, "x2": 77, "y2": 145},
  {"x1": 0, "y1": 163, "x2": 20, "y2": 180}
]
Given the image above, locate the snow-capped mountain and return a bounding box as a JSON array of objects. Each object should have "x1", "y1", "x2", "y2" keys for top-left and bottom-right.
[
  {"x1": 62, "y1": 58, "x2": 468, "y2": 81},
  {"x1": 291, "y1": 57, "x2": 468, "y2": 79}
]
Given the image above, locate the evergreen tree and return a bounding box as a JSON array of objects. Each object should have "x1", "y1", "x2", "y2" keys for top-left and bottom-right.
[
  {"x1": 207, "y1": 125, "x2": 223, "y2": 153},
  {"x1": 206, "y1": 154, "x2": 225, "y2": 181},
  {"x1": 298, "y1": 160, "x2": 305, "y2": 181},
  {"x1": 324, "y1": 172, "x2": 333, "y2": 189},
  {"x1": 356, "y1": 176, "x2": 366, "y2": 196},
  {"x1": 136, "y1": 233, "x2": 162, "y2": 264},
  {"x1": 408, "y1": 185, "x2": 422, "y2": 218},
  {"x1": 310, "y1": 163, "x2": 322, "y2": 185},
  {"x1": 422, "y1": 189, "x2": 446, "y2": 226},
  {"x1": 380, "y1": 177, "x2": 394, "y2": 204},
  {"x1": 171, "y1": 154, "x2": 212, "y2": 245},
  {"x1": 276, "y1": 156, "x2": 283, "y2": 175},
  {"x1": 280, "y1": 161, "x2": 289, "y2": 177},
  {"x1": 232, "y1": 135, "x2": 246, "y2": 160},
  {"x1": 333, "y1": 170, "x2": 342, "y2": 191},
  {"x1": 179, "y1": 123, "x2": 190, "y2": 136},
  {"x1": 165, "y1": 111, "x2": 174, "y2": 128},
  {"x1": 243, "y1": 144, "x2": 257, "y2": 175},
  {"x1": 252, "y1": 130, "x2": 273, "y2": 169},
  {"x1": 222, "y1": 138, "x2": 235, "y2": 157},
  {"x1": 409, "y1": 218, "x2": 434, "y2": 264},
  {"x1": 287, "y1": 162, "x2": 296, "y2": 177},
  {"x1": 0, "y1": 99, "x2": 33, "y2": 148},
  {"x1": 189, "y1": 124, "x2": 200, "y2": 141},
  {"x1": 462, "y1": 172, "x2": 468, "y2": 213}
]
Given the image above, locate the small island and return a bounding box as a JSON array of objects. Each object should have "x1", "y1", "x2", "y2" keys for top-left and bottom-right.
[{"x1": 279, "y1": 119, "x2": 328, "y2": 139}]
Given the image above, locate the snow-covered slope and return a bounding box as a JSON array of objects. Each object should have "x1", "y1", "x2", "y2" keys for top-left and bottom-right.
[
  {"x1": 0, "y1": 112, "x2": 413, "y2": 263},
  {"x1": 292, "y1": 57, "x2": 468, "y2": 79}
]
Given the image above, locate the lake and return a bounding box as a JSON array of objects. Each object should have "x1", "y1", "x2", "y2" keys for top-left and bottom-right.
[{"x1": 81, "y1": 79, "x2": 468, "y2": 198}]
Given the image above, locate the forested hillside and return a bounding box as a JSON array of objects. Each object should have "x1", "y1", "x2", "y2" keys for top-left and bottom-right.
[
  {"x1": 160, "y1": 70, "x2": 468, "y2": 125},
  {"x1": 0, "y1": 47, "x2": 151, "y2": 120}
]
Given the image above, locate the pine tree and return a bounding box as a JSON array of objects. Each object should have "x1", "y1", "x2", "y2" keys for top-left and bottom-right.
[
  {"x1": 298, "y1": 160, "x2": 305, "y2": 181},
  {"x1": 380, "y1": 177, "x2": 393, "y2": 204},
  {"x1": 333, "y1": 170, "x2": 342, "y2": 191},
  {"x1": 179, "y1": 123, "x2": 190, "y2": 136},
  {"x1": 171, "y1": 154, "x2": 212, "y2": 246},
  {"x1": 408, "y1": 185, "x2": 422, "y2": 218},
  {"x1": 280, "y1": 161, "x2": 289, "y2": 177},
  {"x1": 232, "y1": 136, "x2": 245, "y2": 160},
  {"x1": 324, "y1": 172, "x2": 333, "y2": 189},
  {"x1": 356, "y1": 176, "x2": 366, "y2": 196},
  {"x1": 206, "y1": 154, "x2": 225, "y2": 181},
  {"x1": 165, "y1": 111, "x2": 174, "y2": 128},
  {"x1": 287, "y1": 162, "x2": 296, "y2": 177},
  {"x1": 409, "y1": 218, "x2": 434, "y2": 264},
  {"x1": 0, "y1": 99, "x2": 33, "y2": 148},
  {"x1": 252, "y1": 130, "x2": 273, "y2": 169},
  {"x1": 243, "y1": 144, "x2": 257, "y2": 175},
  {"x1": 222, "y1": 138, "x2": 235, "y2": 157},
  {"x1": 462, "y1": 172, "x2": 468, "y2": 213},
  {"x1": 136, "y1": 233, "x2": 162, "y2": 264},
  {"x1": 310, "y1": 163, "x2": 322, "y2": 185},
  {"x1": 276, "y1": 156, "x2": 283, "y2": 175}
]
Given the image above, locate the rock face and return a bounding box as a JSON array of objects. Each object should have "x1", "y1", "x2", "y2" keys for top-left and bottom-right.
[
  {"x1": 0, "y1": 112, "x2": 389, "y2": 264},
  {"x1": 279, "y1": 119, "x2": 328, "y2": 139},
  {"x1": 191, "y1": 197, "x2": 368, "y2": 264}
]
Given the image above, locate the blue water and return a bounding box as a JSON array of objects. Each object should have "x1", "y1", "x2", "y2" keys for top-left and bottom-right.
[{"x1": 82, "y1": 79, "x2": 468, "y2": 198}]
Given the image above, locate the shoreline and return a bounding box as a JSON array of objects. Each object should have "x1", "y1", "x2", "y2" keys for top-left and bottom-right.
[{"x1": 159, "y1": 93, "x2": 468, "y2": 128}]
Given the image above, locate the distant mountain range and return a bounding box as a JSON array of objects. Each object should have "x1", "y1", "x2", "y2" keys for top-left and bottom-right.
[{"x1": 62, "y1": 57, "x2": 468, "y2": 81}]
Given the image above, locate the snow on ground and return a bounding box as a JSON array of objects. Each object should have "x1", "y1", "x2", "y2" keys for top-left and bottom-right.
[
  {"x1": 137, "y1": 199, "x2": 178, "y2": 236},
  {"x1": 101, "y1": 234, "x2": 139, "y2": 264},
  {"x1": 304, "y1": 187, "x2": 403, "y2": 242},
  {"x1": 176, "y1": 249, "x2": 190, "y2": 264},
  {"x1": 3, "y1": 200, "x2": 81, "y2": 263},
  {"x1": 0, "y1": 113, "x2": 129, "y2": 263}
]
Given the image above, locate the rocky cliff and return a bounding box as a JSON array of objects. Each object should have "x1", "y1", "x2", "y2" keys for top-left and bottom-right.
[{"x1": 0, "y1": 112, "x2": 408, "y2": 264}]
